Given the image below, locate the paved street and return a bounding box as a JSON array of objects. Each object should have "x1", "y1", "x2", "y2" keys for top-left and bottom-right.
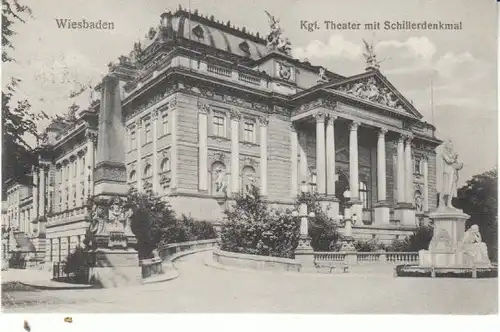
[{"x1": 2, "y1": 251, "x2": 498, "y2": 314}]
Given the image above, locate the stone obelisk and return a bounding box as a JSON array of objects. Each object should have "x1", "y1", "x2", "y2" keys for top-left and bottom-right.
[
  {"x1": 94, "y1": 74, "x2": 128, "y2": 197},
  {"x1": 89, "y1": 74, "x2": 140, "y2": 288}
]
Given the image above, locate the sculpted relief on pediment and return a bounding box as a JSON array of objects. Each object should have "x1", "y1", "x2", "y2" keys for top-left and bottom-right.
[{"x1": 335, "y1": 77, "x2": 406, "y2": 111}]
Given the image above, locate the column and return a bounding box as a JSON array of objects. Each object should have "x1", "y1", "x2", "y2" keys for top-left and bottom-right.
[
  {"x1": 171, "y1": 105, "x2": 178, "y2": 191},
  {"x1": 32, "y1": 167, "x2": 38, "y2": 220},
  {"x1": 61, "y1": 162, "x2": 67, "y2": 211},
  {"x1": 152, "y1": 111, "x2": 159, "y2": 193},
  {"x1": 84, "y1": 132, "x2": 95, "y2": 201},
  {"x1": 69, "y1": 158, "x2": 75, "y2": 210},
  {"x1": 290, "y1": 123, "x2": 298, "y2": 197},
  {"x1": 326, "y1": 115, "x2": 336, "y2": 197},
  {"x1": 75, "y1": 156, "x2": 81, "y2": 207},
  {"x1": 349, "y1": 121, "x2": 360, "y2": 200},
  {"x1": 423, "y1": 156, "x2": 429, "y2": 212},
  {"x1": 404, "y1": 136, "x2": 413, "y2": 203},
  {"x1": 136, "y1": 119, "x2": 143, "y2": 192},
  {"x1": 39, "y1": 165, "x2": 46, "y2": 217},
  {"x1": 259, "y1": 116, "x2": 269, "y2": 197},
  {"x1": 377, "y1": 128, "x2": 388, "y2": 201},
  {"x1": 374, "y1": 128, "x2": 390, "y2": 225},
  {"x1": 315, "y1": 112, "x2": 326, "y2": 196},
  {"x1": 230, "y1": 109, "x2": 240, "y2": 195},
  {"x1": 396, "y1": 135, "x2": 405, "y2": 203},
  {"x1": 198, "y1": 104, "x2": 209, "y2": 191},
  {"x1": 298, "y1": 131, "x2": 308, "y2": 184}
]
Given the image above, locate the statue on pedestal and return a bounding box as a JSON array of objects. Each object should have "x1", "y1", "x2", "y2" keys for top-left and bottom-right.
[
  {"x1": 439, "y1": 140, "x2": 463, "y2": 210},
  {"x1": 460, "y1": 225, "x2": 490, "y2": 265}
]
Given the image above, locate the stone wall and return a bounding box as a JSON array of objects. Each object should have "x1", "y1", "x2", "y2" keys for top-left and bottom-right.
[
  {"x1": 213, "y1": 248, "x2": 302, "y2": 272},
  {"x1": 267, "y1": 114, "x2": 292, "y2": 201}
]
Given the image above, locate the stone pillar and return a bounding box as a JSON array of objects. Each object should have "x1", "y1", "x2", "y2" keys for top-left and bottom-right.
[
  {"x1": 423, "y1": 156, "x2": 429, "y2": 212},
  {"x1": 84, "y1": 132, "x2": 96, "y2": 200},
  {"x1": 259, "y1": 116, "x2": 269, "y2": 197},
  {"x1": 39, "y1": 165, "x2": 46, "y2": 217},
  {"x1": 326, "y1": 115, "x2": 336, "y2": 197},
  {"x1": 298, "y1": 131, "x2": 308, "y2": 184},
  {"x1": 290, "y1": 123, "x2": 298, "y2": 197},
  {"x1": 152, "y1": 110, "x2": 159, "y2": 193},
  {"x1": 349, "y1": 121, "x2": 362, "y2": 218},
  {"x1": 230, "y1": 109, "x2": 240, "y2": 195},
  {"x1": 374, "y1": 128, "x2": 390, "y2": 224},
  {"x1": 198, "y1": 103, "x2": 209, "y2": 192},
  {"x1": 315, "y1": 112, "x2": 326, "y2": 196},
  {"x1": 32, "y1": 167, "x2": 39, "y2": 220},
  {"x1": 404, "y1": 136, "x2": 413, "y2": 203},
  {"x1": 396, "y1": 135, "x2": 405, "y2": 203},
  {"x1": 136, "y1": 119, "x2": 143, "y2": 192}
]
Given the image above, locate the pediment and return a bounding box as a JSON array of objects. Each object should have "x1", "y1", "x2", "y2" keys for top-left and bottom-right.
[{"x1": 327, "y1": 71, "x2": 422, "y2": 118}]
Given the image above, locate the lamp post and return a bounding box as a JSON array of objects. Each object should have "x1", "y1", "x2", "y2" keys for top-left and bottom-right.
[
  {"x1": 337, "y1": 190, "x2": 358, "y2": 251},
  {"x1": 293, "y1": 181, "x2": 315, "y2": 269}
]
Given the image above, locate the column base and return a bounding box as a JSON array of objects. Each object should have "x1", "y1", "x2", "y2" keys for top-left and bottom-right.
[
  {"x1": 395, "y1": 203, "x2": 416, "y2": 226},
  {"x1": 374, "y1": 201, "x2": 390, "y2": 225},
  {"x1": 319, "y1": 196, "x2": 339, "y2": 219}
]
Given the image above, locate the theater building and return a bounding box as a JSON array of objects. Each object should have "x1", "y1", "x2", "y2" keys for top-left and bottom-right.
[{"x1": 7, "y1": 7, "x2": 441, "y2": 263}]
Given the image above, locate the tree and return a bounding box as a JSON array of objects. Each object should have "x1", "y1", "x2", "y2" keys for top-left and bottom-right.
[
  {"x1": 2, "y1": 1, "x2": 49, "y2": 194},
  {"x1": 454, "y1": 168, "x2": 498, "y2": 262}
]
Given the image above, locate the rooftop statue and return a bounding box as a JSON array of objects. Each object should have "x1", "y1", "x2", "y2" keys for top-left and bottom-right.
[
  {"x1": 264, "y1": 11, "x2": 291, "y2": 54},
  {"x1": 438, "y1": 139, "x2": 463, "y2": 210},
  {"x1": 362, "y1": 39, "x2": 381, "y2": 70}
]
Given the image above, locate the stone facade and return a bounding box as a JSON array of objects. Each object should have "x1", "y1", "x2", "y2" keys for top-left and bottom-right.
[{"x1": 2, "y1": 8, "x2": 442, "y2": 264}]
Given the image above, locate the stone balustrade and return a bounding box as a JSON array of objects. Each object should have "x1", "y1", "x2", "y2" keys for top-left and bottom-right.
[
  {"x1": 158, "y1": 239, "x2": 218, "y2": 261},
  {"x1": 47, "y1": 206, "x2": 89, "y2": 225},
  {"x1": 314, "y1": 251, "x2": 419, "y2": 265}
]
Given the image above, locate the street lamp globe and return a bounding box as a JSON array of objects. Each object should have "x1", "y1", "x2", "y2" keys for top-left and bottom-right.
[
  {"x1": 308, "y1": 211, "x2": 315, "y2": 218},
  {"x1": 300, "y1": 181, "x2": 308, "y2": 194},
  {"x1": 343, "y1": 190, "x2": 351, "y2": 199}
]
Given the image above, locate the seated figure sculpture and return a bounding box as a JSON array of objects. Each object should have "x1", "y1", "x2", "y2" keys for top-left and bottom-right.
[{"x1": 460, "y1": 225, "x2": 491, "y2": 266}]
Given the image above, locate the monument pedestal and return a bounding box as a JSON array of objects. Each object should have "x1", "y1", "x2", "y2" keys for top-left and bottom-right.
[
  {"x1": 91, "y1": 248, "x2": 141, "y2": 288},
  {"x1": 294, "y1": 238, "x2": 315, "y2": 270},
  {"x1": 419, "y1": 207, "x2": 491, "y2": 268}
]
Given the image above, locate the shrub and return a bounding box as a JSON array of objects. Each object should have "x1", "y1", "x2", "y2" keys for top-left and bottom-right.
[
  {"x1": 62, "y1": 246, "x2": 94, "y2": 284},
  {"x1": 295, "y1": 192, "x2": 339, "y2": 251},
  {"x1": 354, "y1": 239, "x2": 386, "y2": 252},
  {"x1": 386, "y1": 226, "x2": 434, "y2": 252},
  {"x1": 220, "y1": 186, "x2": 300, "y2": 258}
]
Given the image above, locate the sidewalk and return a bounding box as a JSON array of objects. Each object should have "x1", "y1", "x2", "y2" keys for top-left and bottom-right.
[{"x1": 1, "y1": 268, "x2": 94, "y2": 290}]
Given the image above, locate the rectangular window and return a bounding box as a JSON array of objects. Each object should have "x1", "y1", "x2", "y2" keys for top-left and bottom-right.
[
  {"x1": 145, "y1": 122, "x2": 152, "y2": 143},
  {"x1": 243, "y1": 121, "x2": 255, "y2": 143},
  {"x1": 414, "y1": 159, "x2": 421, "y2": 175},
  {"x1": 212, "y1": 113, "x2": 226, "y2": 137},
  {"x1": 162, "y1": 113, "x2": 169, "y2": 136},
  {"x1": 130, "y1": 130, "x2": 136, "y2": 149}
]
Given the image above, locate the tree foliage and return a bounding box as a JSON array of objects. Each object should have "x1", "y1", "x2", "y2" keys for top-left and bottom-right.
[
  {"x1": 2, "y1": 1, "x2": 49, "y2": 193},
  {"x1": 454, "y1": 168, "x2": 498, "y2": 261}
]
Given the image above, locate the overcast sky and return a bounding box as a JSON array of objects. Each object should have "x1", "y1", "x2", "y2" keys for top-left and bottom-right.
[{"x1": 2, "y1": 0, "x2": 497, "y2": 185}]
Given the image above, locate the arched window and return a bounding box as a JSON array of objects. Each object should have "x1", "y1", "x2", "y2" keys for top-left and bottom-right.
[
  {"x1": 359, "y1": 181, "x2": 369, "y2": 209},
  {"x1": 160, "y1": 158, "x2": 171, "y2": 173},
  {"x1": 129, "y1": 170, "x2": 137, "y2": 182},
  {"x1": 144, "y1": 164, "x2": 152, "y2": 178},
  {"x1": 241, "y1": 166, "x2": 256, "y2": 195},
  {"x1": 211, "y1": 162, "x2": 227, "y2": 195}
]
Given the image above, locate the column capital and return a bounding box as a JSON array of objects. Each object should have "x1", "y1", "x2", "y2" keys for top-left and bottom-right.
[
  {"x1": 327, "y1": 114, "x2": 337, "y2": 125},
  {"x1": 397, "y1": 134, "x2": 405, "y2": 144},
  {"x1": 229, "y1": 109, "x2": 241, "y2": 120},
  {"x1": 151, "y1": 109, "x2": 159, "y2": 120},
  {"x1": 378, "y1": 127, "x2": 389, "y2": 136},
  {"x1": 197, "y1": 101, "x2": 210, "y2": 114},
  {"x1": 349, "y1": 121, "x2": 360, "y2": 131},
  {"x1": 404, "y1": 135, "x2": 413, "y2": 144},
  {"x1": 314, "y1": 111, "x2": 326, "y2": 123},
  {"x1": 259, "y1": 116, "x2": 269, "y2": 126},
  {"x1": 290, "y1": 123, "x2": 297, "y2": 132},
  {"x1": 136, "y1": 119, "x2": 142, "y2": 128}
]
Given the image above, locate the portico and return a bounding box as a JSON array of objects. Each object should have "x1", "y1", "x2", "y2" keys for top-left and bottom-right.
[{"x1": 291, "y1": 100, "x2": 419, "y2": 226}]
